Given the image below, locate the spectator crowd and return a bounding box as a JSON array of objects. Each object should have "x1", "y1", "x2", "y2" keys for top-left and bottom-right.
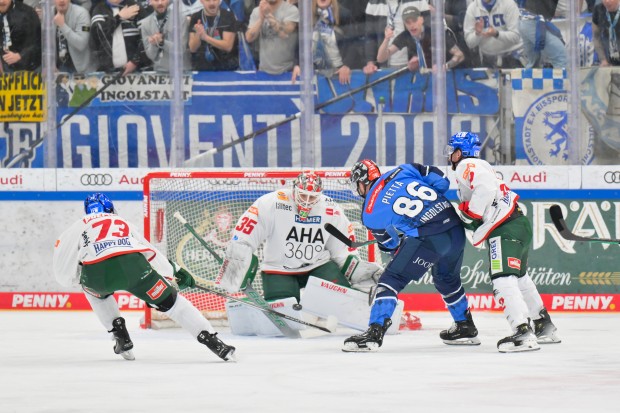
[{"x1": 0, "y1": 0, "x2": 615, "y2": 82}]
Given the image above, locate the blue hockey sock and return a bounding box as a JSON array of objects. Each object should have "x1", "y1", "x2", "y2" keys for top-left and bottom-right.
[
  {"x1": 447, "y1": 295, "x2": 468, "y2": 322},
  {"x1": 369, "y1": 297, "x2": 397, "y2": 325}
]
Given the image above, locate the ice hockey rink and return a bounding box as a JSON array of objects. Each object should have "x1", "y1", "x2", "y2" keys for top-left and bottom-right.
[{"x1": 1, "y1": 311, "x2": 618, "y2": 413}]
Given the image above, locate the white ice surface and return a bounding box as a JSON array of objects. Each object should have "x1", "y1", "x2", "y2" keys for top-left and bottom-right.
[{"x1": 1, "y1": 311, "x2": 619, "y2": 413}]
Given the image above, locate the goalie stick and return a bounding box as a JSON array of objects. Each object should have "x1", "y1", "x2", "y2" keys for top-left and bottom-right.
[
  {"x1": 173, "y1": 212, "x2": 332, "y2": 336},
  {"x1": 550, "y1": 204, "x2": 620, "y2": 244},
  {"x1": 324, "y1": 223, "x2": 377, "y2": 248},
  {"x1": 190, "y1": 282, "x2": 332, "y2": 333}
]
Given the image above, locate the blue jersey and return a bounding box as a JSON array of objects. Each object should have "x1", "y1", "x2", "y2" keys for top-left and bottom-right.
[{"x1": 361, "y1": 163, "x2": 461, "y2": 250}]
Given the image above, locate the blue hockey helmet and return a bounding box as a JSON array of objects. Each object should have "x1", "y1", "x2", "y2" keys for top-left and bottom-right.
[
  {"x1": 84, "y1": 192, "x2": 115, "y2": 214},
  {"x1": 446, "y1": 131, "x2": 482, "y2": 158}
]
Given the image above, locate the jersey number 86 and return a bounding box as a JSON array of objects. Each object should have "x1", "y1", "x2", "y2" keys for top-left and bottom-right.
[{"x1": 392, "y1": 182, "x2": 438, "y2": 218}]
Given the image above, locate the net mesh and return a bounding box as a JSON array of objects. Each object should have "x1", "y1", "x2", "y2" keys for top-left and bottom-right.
[{"x1": 143, "y1": 171, "x2": 373, "y2": 326}]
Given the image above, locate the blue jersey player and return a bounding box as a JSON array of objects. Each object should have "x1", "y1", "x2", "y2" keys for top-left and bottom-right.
[{"x1": 343, "y1": 160, "x2": 480, "y2": 352}]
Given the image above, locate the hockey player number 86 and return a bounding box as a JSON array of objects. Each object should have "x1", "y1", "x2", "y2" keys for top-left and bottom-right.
[{"x1": 392, "y1": 182, "x2": 438, "y2": 218}]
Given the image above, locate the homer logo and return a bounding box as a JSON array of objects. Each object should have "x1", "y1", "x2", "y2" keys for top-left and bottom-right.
[{"x1": 522, "y1": 91, "x2": 593, "y2": 165}]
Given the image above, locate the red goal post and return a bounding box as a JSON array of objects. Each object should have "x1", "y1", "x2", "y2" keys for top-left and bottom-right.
[{"x1": 141, "y1": 170, "x2": 377, "y2": 329}]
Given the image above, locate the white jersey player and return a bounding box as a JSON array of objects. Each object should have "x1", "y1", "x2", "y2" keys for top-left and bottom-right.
[
  {"x1": 447, "y1": 132, "x2": 561, "y2": 353},
  {"x1": 217, "y1": 171, "x2": 394, "y2": 337},
  {"x1": 53, "y1": 192, "x2": 236, "y2": 361}
]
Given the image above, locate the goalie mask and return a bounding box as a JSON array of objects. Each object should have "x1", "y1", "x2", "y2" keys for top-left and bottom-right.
[
  {"x1": 293, "y1": 171, "x2": 323, "y2": 221},
  {"x1": 350, "y1": 159, "x2": 381, "y2": 198},
  {"x1": 84, "y1": 192, "x2": 115, "y2": 214}
]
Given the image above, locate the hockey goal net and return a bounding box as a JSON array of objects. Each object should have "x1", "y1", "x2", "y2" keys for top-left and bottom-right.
[{"x1": 141, "y1": 170, "x2": 377, "y2": 329}]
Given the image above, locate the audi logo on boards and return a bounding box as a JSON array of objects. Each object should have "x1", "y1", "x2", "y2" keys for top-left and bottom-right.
[
  {"x1": 604, "y1": 171, "x2": 620, "y2": 184},
  {"x1": 81, "y1": 174, "x2": 113, "y2": 186}
]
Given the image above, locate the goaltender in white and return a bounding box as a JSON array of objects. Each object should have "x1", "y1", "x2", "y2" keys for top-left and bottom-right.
[{"x1": 217, "y1": 170, "x2": 403, "y2": 336}]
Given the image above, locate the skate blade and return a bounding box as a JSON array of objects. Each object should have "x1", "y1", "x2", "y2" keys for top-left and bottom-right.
[
  {"x1": 222, "y1": 348, "x2": 237, "y2": 362},
  {"x1": 442, "y1": 337, "x2": 481, "y2": 346},
  {"x1": 120, "y1": 350, "x2": 135, "y2": 361},
  {"x1": 498, "y1": 341, "x2": 540, "y2": 353},
  {"x1": 341, "y1": 342, "x2": 379, "y2": 352},
  {"x1": 536, "y1": 335, "x2": 562, "y2": 344}
]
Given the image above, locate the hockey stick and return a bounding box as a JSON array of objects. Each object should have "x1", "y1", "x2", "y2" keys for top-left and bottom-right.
[
  {"x1": 5, "y1": 71, "x2": 125, "y2": 168},
  {"x1": 173, "y1": 212, "x2": 331, "y2": 336},
  {"x1": 324, "y1": 223, "x2": 377, "y2": 249},
  {"x1": 191, "y1": 282, "x2": 331, "y2": 333},
  {"x1": 550, "y1": 204, "x2": 620, "y2": 244},
  {"x1": 188, "y1": 66, "x2": 411, "y2": 162}
]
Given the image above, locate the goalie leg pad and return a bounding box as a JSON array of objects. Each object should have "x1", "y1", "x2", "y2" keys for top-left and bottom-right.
[
  {"x1": 226, "y1": 297, "x2": 306, "y2": 337},
  {"x1": 300, "y1": 276, "x2": 403, "y2": 335}
]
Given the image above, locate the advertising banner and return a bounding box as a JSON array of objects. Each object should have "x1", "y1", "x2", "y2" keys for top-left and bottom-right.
[
  {"x1": 512, "y1": 67, "x2": 620, "y2": 165},
  {"x1": 0, "y1": 72, "x2": 45, "y2": 122},
  {"x1": 1, "y1": 166, "x2": 619, "y2": 311},
  {"x1": 512, "y1": 68, "x2": 593, "y2": 165},
  {"x1": 1, "y1": 69, "x2": 499, "y2": 168}
]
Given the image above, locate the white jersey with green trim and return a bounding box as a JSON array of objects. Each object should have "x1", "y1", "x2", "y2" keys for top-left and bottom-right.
[
  {"x1": 228, "y1": 188, "x2": 357, "y2": 274},
  {"x1": 453, "y1": 157, "x2": 520, "y2": 246},
  {"x1": 53, "y1": 213, "x2": 173, "y2": 287}
]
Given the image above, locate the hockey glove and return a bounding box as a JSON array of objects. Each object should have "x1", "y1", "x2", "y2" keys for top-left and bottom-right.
[
  {"x1": 174, "y1": 266, "x2": 196, "y2": 289},
  {"x1": 341, "y1": 255, "x2": 382, "y2": 293},
  {"x1": 373, "y1": 224, "x2": 401, "y2": 253},
  {"x1": 217, "y1": 242, "x2": 259, "y2": 293},
  {"x1": 458, "y1": 201, "x2": 483, "y2": 231}
]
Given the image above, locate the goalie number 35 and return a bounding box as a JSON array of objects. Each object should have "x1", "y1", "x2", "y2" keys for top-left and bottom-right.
[{"x1": 236, "y1": 217, "x2": 257, "y2": 234}]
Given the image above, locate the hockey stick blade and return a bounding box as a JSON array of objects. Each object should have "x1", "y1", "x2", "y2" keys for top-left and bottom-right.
[
  {"x1": 324, "y1": 223, "x2": 377, "y2": 248},
  {"x1": 550, "y1": 204, "x2": 620, "y2": 244}
]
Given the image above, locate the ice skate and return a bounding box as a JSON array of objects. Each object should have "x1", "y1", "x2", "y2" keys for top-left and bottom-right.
[
  {"x1": 532, "y1": 308, "x2": 561, "y2": 344},
  {"x1": 440, "y1": 310, "x2": 481, "y2": 345},
  {"x1": 198, "y1": 331, "x2": 236, "y2": 361},
  {"x1": 342, "y1": 319, "x2": 392, "y2": 352},
  {"x1": 497, "y1": 323, "x2": 540, "y2": 353},
  {"x1": 110, "y1": 317, "x2": 135, "y2": 361}
]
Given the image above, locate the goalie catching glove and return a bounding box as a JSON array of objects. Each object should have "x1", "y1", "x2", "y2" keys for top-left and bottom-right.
[
  {"x1": 216, "y1": 242, "x2": 259, "y2": 293},
  {"x1": 169, "y1": 261, "x2": 196, "y2": 289},
  {"x1": 341, "y1": 255, "x2": 382, "y2": 293}
]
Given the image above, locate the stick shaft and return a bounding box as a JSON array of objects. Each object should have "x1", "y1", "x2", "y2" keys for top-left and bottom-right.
[
  {"x1": 324, "y1": 223, "x2": 377, "y2": 248},
  {"x1": 193, "y1": 283, "x2": 329, "y2": 333}
]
